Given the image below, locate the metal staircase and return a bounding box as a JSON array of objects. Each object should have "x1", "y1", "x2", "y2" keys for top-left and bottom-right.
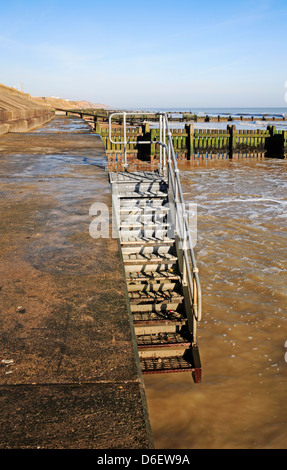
[{"x1": 107, "y1": 113, "x2": 202, "y2": 383}]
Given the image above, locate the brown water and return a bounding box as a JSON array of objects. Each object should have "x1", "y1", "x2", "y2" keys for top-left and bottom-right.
[{"x1": 144, "y1": 157, "x2": 287, "y2": 449}]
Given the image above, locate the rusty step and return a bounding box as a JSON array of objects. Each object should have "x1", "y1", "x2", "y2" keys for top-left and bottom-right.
[
  {"x1": 137, "y1": 331, "x2": 191, "y2": 350},
  {"x1": 133, "y1": 311, "x2": 187, "y2": 336},
  {"x1": 139, "y1": 344, "x2": 202, "y2": 382},
  {"x1": 130, "y1": 300, "x2": 183, "y2": 313},
  {"x1": 140, "y1": 356, "x2": 195, "y2": 374},
  {"x1": 132, "y1": 310, "x2": 185, "y2": 323}
]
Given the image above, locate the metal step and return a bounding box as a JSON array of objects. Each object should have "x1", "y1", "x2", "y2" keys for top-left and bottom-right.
[
  {"x1": 122, "y1": 245, "x2": 175, "y2": 256},
  {"x1": 120, "y1": 228, "x2": 170, "y2": 240},
  {"x1": 130, "y1": 300, "x2": 183, "y2": 313},
  {"x1": 109, "y1": 168, "x2": 201, "y2": 379},
  {"x1": 120, "y1": 215, "x2": 170, "y2": 225},
  {"x1": 134, "y1": 322, "x2": 187, "y2": 336},
  {"x1": 124, "y1": 264, "x2": 177, "y2": 274},
  {"x1": 120, "y1": 233, "x2": 172, "y2": 243},
  {"x1": 121, "y1": 238, "x2": 174, "y2": 247},
  {"x1": 120, "y1": 206, "x2": 170, "y2": 215},
  {"x1": 119, "y1": 198, "x2": 168, "y2": 208},
  {"x1": 116, "y1": 183, "x2": 168, "y2": 192},
  {"x1": 137, "y1": 331, "x2": 190, "y2": 350},
  {"x1": 132, "y1": 310, "x2": 185, "y2": 323},
  {"x1": 117, "y1": 190, "x2": 168, "y2": 199},
  {"x1": 110, "y1": 171, "x2": 167, "y2": 185},
  {"x1": 140, "y1": 356, "x2": 195, "y2": 374},
  {"x1": 123, "y1": 253, "x2": 177, "y2": 264},
  {"x1": 109, "y1": 170, "x2": 167, "y2": 181},
  {"x1": 127, "y1": 282, "x2": 180, "y2": 293},
  {"x1": 119, "y1": 222, "x2": 171, "y2": 230},
  {"x1": 129, "y1": 290, "x2": 183, "y2": 302},
  {"x1": 126, "y1": 271, "x2": 180, "y2": 282},
  {"x1": 133, "y1": 310, "x2": 187, "y2": 335},
  {"x1": 120, "y1": 210, "x2": 169, "y2": 219},
  {"x1": 123, "y1": 251, "x2": 178, "y2": 272}
]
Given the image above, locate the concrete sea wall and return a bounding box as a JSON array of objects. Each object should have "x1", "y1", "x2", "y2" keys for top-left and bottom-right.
[{"x1": 0, "y1": 83, "x2": 54, "y2": 135}]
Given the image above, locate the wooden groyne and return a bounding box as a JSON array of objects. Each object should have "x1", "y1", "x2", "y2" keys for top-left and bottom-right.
[
  {"x1": 60, "y1": 109, "x2": 287, "y2": 161},
  {"x1": 99, "y1": 123, "x2": 287, "y2": 162},
  {"x1": 62, "y1": 108, "x2": 287, "y2": 124}
]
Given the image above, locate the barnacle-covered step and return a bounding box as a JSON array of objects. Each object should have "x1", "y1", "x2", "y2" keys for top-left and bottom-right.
[
  {"x1": 132, "y1": 309, "x2": 188, "y2": 336},
  {"x1": 137, "y1": 331, "x2": 191, "y2": 359},
  {"x1": 140, "y1": 355, "x2": 195, "y2": 374}
]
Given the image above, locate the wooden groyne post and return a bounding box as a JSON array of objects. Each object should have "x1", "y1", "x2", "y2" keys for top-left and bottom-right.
[
  {"x1": 266, "y1": 125, "x2": 286, "y2": 159},
  {"x1": 72, "y1": 110, "x2": 286, "y2": 161}
]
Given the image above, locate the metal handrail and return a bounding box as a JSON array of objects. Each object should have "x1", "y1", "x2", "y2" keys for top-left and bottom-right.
[
  {"x1": 108, "y1": 112, "x2": 202, "y2": 341},
  {"x1": 162, "y1": 114, "x2": 202, "y2": 324},
  {"x1": 109, "y1": 112, "x2": 162, "y2": 169}
]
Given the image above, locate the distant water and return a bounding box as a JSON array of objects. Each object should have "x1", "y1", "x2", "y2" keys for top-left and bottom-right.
[
  {"x1": 128, "y1": 107, "x2": 287, "y2": 131},
  {"x1": 130, "y1": 107, "x2": 287, "y2": 118}
]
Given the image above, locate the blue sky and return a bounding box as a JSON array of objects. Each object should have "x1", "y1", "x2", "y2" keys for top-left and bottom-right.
[{"x1": 1, "y1": 0, "x2": 287, "y2": 108}]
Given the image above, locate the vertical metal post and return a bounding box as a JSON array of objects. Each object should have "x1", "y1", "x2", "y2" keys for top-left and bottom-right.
[
  {"x1": 163, "y1": 117, "x2": 166, "y2": 172},
  {"x1": 159, "y1": 114, "x2": 163, "y2": 173},
  {"x1": 167, "y1": 129, "x2": 171, "y2": 187},
  {"x1": 123, "y1": 112, "x2": 128, "y2": 169}
]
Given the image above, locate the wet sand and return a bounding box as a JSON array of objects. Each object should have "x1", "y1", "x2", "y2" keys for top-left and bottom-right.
[{"x1": 0, "y1": 116, "x2": 152, "y2": 449}]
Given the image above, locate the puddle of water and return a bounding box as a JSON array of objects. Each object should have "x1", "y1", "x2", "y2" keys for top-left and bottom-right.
[{"x1": 32, "y1": 115, "x2": 92, "y2": 133}]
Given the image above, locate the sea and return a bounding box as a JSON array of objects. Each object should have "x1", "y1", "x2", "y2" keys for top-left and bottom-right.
[
  {"x1": 139, "y1": 107, "x2": 287, "y2": 449},
  {"x1": 129, "y1": 107, "x2": 287, "y2": 117},
  {"x1": 127, "y1": 107, "x2": 287, "y2": 131}
]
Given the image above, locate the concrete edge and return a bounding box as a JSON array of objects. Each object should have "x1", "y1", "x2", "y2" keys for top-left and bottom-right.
[
  {"x1": 109, "y1": 175, "x2": 154, "y2": 450},
  {"x1": 0, "y1": 112, "x2": 55, "y2": 135}
]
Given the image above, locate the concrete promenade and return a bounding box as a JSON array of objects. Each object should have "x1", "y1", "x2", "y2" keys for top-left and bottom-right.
[{"x1": 0, "y1": 116, "x2": 153, "y2": 449}]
